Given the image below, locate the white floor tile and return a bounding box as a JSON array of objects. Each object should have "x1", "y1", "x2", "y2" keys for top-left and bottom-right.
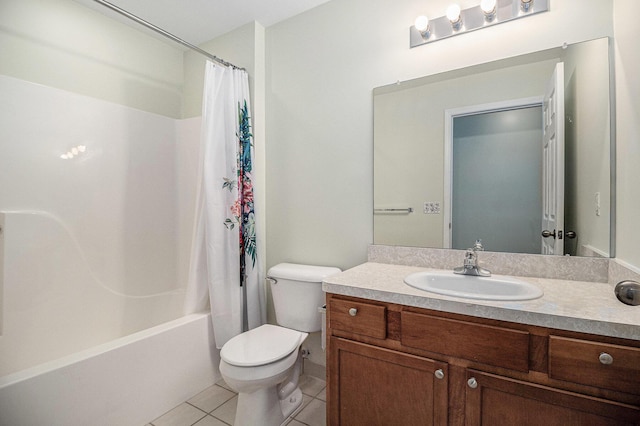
[
  {"x1": 210, "y1": 395, "x2": 238, "y2": 425},
  {"x1": 299, "y1": 375, "x2": 326, "y2": 397},
  {"x1": 151, "y1": 402, "x2": 207, "y2": 426},
  {"x1": 294, "y1": 398, "x2": 326, "y2": 426},
  {"x1": 193, "y1": 415, "x2": 229, "y2": 426},
  {"x1": 150, "y1": 376, "x2": 327, "y2": 426},
  {"x1": 188, "y1": 385, "x2": 236, "y2": 413},
  {"x1": 215, "y1": 378, "x2": 234, "y2": 392}
]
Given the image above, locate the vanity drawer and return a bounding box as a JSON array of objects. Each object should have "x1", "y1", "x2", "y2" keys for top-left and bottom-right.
[
  {"x1": 401, "y1": 312, "x2": 530, "y2": 372},
  {"x1": 329, "y1": 298, "x2": 387, "y2": 340},
  {"x1": 548, "y1": 336, "x2": 640, "y2": 395}
]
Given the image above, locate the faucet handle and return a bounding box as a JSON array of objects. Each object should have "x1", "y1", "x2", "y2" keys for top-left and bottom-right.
[{"x1": 473, "y1": 239, "x2": 484, "y2": 251}]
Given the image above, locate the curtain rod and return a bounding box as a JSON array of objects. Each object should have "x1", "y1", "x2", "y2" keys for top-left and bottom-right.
[{"x1": 92, "y1": 0, "x2": 245, "y2": 71}]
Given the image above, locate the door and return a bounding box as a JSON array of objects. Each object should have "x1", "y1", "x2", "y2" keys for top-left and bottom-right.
[
  {"x1": 329, "y1": 337, "x2": 448, "y2": 426},
  {"x1": 541, "y1": 62, "x2": 565, "y2": 255},
  {"x1": 444, "y1": 97, "x2": 544, "y2": 254}
]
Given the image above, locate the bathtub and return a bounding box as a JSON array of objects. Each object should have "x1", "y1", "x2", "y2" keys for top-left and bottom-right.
[
  {"x1": 0, "y1": 312, "x2": 220, "y2": 426},
  {"x1": 0, "y1": 212, "x2": 220, "y2": 425},
  {"x1": 0, "y1": 75, "x2": 216, "y2": 424},
  {"x1": 0, "y1": 211, "x2": 193, "y2": 376}
]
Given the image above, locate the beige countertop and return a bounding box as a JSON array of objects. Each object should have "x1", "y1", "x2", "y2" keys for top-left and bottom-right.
[{"x1": 323, "y1": 262, "x2": 640, "y2": 341}]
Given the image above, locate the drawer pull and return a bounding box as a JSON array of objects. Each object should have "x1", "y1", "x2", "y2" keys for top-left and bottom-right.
[
  {"x1": 467, "y1": 377, "x2": 478, "y2": 389},
  {"x1": 434, "y1": 369, "x2": 445, "y2": 380},
  {"x1": 348, "y1": 308, "x2": 358, "y2": 316},
  {"x1": 599, "y1": 352, "x2": 614, "y2": 365}
]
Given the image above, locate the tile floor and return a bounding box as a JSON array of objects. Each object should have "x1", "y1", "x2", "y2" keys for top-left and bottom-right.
[{"x1": 146, "y1": 375, "x2": 326, "y2": 426}]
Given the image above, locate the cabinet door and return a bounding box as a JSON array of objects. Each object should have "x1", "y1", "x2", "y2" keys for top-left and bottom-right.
[
  {"x1": 465, "y1": 369, "x2": 640, "y2": 426},
  {"x1": 329, "y1": 337, "x2": 448, "y2": 426}
]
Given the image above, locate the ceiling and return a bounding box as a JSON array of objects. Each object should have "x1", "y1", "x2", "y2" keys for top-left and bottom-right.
[{"x1": 74, "y1": 0, "x2": 332, "y2": 46}]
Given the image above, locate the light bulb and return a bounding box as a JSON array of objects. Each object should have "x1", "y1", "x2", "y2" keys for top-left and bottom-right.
[
  {"x1": 71, "y1": 147, "x2": 79, "y2": 155},
  {"x1": 481, "y1": 0, "x2": 497, "y2": 14},
  {"x1": 521, "y1": 0, "x2": 533, "y2": 12},
  {"x1": 414, "y1": 15, "x2": 429, "y2": 32},
  {"x1": 78, "y1": 145, "x2": 86, "y2": 152},
  {"x1": 446, "y1": 4, "x2": 461, "y2": 23}
]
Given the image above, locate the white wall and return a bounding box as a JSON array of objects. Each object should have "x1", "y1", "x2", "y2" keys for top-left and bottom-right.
[
  {"x1": 0, "y1": 0, "x2": 184, "y2": 118},
  {"x1": 614, "y1": 0, "x2": 640, "y2": 269},
  {"x1": 265, "y1": 0, "x2": 615, "y2": 273},
  {"x1": 563, "y1": 37, "x2": 611, "y2": 257}
]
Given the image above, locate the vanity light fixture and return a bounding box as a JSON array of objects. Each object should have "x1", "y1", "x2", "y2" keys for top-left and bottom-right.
[
  {"x1": 446, "y1": 4, "x2": 463, "y2": 30},
  {"x1": 521, "y1": 0, "x2": 533, "y2": 12},
  {"x1": 410, "y1": 0, "x2": 549, "y2": 48},
  {"x1": 414, "y1": 15, "x2": 431, "y2": 38},
  {"x1": 481, "y1": 0, "x2": 497, "y2": 21}
]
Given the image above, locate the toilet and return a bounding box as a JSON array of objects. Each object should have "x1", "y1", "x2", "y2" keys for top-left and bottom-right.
[{"x1": 219, "y1": 263, "x2": 340, "y2": 426}]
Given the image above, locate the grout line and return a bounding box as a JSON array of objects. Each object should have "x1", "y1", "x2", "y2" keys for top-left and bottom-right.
[
  {"x1": 209, "y1": 413, "x2": 233, "y2": 426},
  {"x1": 185, "y1": 401, "x2": 210, "y2": 415},
  {"x1": 190, "y1": 414, "x2": 208, "y2": 426},
  {"x1": 206, "y1": 393, "x2": 238, "y2": 414}
]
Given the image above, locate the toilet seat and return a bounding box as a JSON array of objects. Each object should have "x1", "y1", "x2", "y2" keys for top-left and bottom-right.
[{"x1": 221, "y1": 324, "x2": 307, "y2": 367}]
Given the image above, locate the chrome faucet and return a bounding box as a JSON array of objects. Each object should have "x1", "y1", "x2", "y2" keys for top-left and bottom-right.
[{"x1": 454, "y1": 239, "x2": 491, "y2": 277}]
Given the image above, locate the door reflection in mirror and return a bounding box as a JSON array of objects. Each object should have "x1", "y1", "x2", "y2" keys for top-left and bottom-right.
[{"x1": 451, "y1": 106, "x2": 543, "y2": 254}]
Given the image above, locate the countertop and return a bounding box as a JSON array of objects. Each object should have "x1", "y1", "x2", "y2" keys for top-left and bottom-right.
[{"x1": 322, "y1": 262, "x2": 640, "y2": 341}]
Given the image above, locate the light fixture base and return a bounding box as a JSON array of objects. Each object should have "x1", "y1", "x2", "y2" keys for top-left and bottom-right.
[{"x1": 410, "y1": 0, "x2": 549, "y2": 48}]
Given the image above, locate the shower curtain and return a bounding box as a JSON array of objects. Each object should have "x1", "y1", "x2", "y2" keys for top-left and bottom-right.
[{"x1": 185, "y1": 61, "x2": 264, "y2": 349}]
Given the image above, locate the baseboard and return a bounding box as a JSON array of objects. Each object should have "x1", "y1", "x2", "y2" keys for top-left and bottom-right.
[{"x1": 303, "y1": 359, "x2": 326, "y2": 381}]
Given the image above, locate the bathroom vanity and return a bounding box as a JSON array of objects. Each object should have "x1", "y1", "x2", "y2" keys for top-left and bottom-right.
[{"x1": 324, "y1": 262, "x2": 640, "y2": 425}]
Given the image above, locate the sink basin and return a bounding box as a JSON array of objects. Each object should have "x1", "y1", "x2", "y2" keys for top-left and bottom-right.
[{"x1": 404, "y1": 271, "x2": 543, "y2": 301}]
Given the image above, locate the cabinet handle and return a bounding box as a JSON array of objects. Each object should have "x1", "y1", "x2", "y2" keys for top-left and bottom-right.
[
  {"x1": 467, "y1": 377, "x2": 478, "y2": 389},
  {"x1": 434, "y1": 369, "x2": 445, "y2": 380},
  {"x1": 599, "y1": 352, "x2": 614, "y2": 365},
  {"x1": 348, "y1": 308, "x2": 358, "y2": 316}
]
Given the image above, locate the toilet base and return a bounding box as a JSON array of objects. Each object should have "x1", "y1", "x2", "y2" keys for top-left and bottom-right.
[
  {"x1": 234, "y1": 385, "x2": 303, "y2": 426},
  {"x1": 279, "y1": 387, "x2": 304, "y2": 420}
]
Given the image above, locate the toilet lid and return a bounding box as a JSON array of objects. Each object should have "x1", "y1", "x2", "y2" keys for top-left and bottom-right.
[{"x1": 220, "y1": 324, "x2": 307, "y2": 367}]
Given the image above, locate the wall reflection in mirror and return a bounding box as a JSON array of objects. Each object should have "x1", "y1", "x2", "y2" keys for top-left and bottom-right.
[{"x1": 373, "y1": 37, "x2": 613, "y2": 257}]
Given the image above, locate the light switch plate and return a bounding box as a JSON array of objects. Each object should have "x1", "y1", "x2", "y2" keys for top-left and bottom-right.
[{"x1": 424, "y1": 202, "x2": 441, "y2": 214}]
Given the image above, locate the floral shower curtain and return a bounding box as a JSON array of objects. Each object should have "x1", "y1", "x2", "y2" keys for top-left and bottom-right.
[{"x1": 185, "y1": 61, "x2": 264, "y2": 349}]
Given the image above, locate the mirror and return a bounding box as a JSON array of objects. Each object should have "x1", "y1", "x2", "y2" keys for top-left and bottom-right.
[{"x1": 373, "y1": 37, "x2": 614, "y2": 257}]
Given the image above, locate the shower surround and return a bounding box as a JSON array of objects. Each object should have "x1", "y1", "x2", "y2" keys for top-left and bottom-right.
[{"x1": 0, "y1": 75, "x2": 216, "y2": 424}]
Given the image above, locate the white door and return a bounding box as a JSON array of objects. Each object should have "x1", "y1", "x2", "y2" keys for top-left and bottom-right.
[{"x1": 541, "y1": 62, "x2": 565, "y2": 255}]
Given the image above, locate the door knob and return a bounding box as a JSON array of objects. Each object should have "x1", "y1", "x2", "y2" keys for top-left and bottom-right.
[
  {"x1": 541, "y1": 229, "x2": 556, "y2": 239},
  {"x1": 565, "y1": 231, "x2": 577, "y2": 239}
]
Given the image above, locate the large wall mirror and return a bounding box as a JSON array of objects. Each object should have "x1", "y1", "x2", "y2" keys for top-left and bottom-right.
[{"x1": 373, "y1": 37, "x2": 614, "y2": 257}]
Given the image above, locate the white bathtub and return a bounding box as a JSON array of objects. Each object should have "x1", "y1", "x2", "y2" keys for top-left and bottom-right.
[
  {"x1": 0, "y1": 212, "x2": 220, "y2": 425},
  {"x1": 0, "y1": 76, "x2": 216, "y2": 425},
  {"x1": 0, "y1": 313, "x2": 220, "y2": 426},
  {"x1": 0, "y1": 211, "x2": 192, "y2": 376}
]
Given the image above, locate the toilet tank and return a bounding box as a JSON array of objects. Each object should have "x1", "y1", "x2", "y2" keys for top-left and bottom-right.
[{"x1": 268, "y1": 263, "x2": 341, "y2": 333}]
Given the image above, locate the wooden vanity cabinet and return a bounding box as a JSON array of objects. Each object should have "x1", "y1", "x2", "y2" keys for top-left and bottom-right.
[
  {"x1": 330, "y1": 338, "x2": 449, "y2": 425},
  {"x1": 327, "y1": 297, "x2": 448, "y2": 425},
  {"x1": 326, "y1": 294, "x2": 640, "y2": 426}
]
